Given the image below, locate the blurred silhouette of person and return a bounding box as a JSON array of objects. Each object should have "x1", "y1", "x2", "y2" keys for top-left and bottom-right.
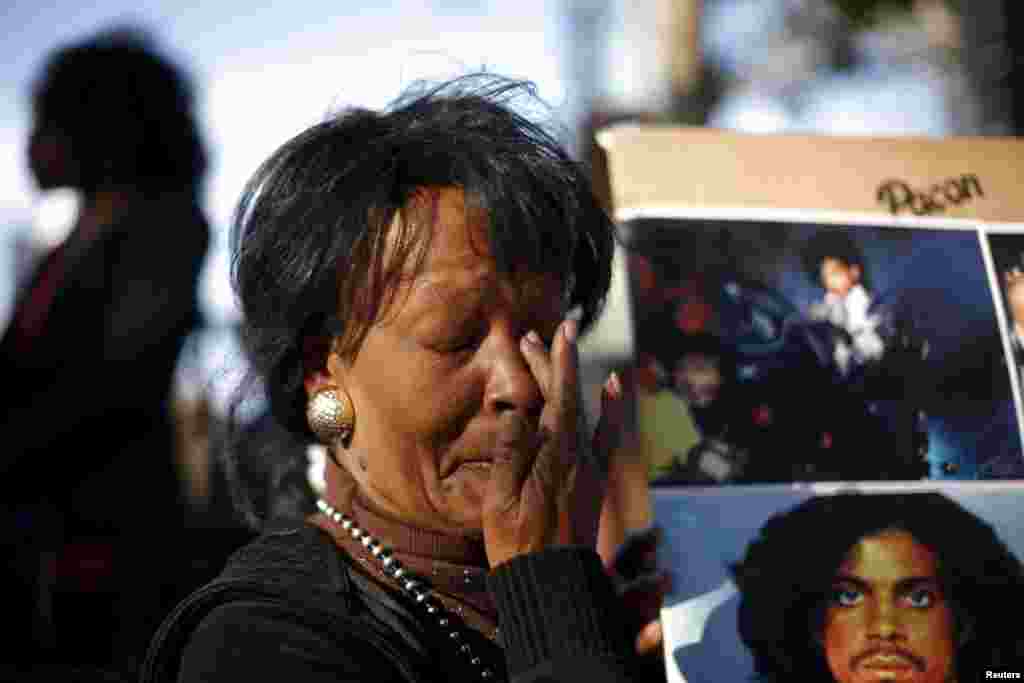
[{"x1": 0, "y1": 26, "x2": 210, "y2": 675}]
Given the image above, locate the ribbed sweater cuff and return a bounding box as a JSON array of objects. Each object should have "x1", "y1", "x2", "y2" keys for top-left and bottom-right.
[{"x1": 487, "y1": 546, "x2": 630, "y2": 677}]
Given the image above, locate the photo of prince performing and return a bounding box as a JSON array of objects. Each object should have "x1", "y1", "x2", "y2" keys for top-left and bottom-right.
[{"x1": 626, "y1": 217, "x2": 1023, "y2": 484}]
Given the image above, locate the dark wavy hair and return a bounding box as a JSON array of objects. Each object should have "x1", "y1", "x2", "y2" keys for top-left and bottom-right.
[
  {"x1": 31, "y1": 26, "x2": 207, "y2": 193},
  {"x1": 225, "y1": 74, "x2": 615, "y2": 524},
  {"x1": 800, "y1": 230, "x2": 870, "y2": 291},
  {"x1": 732, "y1": 491, "x2": 1024, "y2": 682}
]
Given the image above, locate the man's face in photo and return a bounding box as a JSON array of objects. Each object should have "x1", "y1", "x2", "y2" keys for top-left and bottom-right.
[
  {"x1": 821, "y1": 529, "x2": 956, "y2": 683},
  {"x1": 820, "y1": 257, "x2": 861, "y2": 298}
]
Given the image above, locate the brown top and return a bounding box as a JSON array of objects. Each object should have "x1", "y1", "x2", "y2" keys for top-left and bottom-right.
[{"x1": 311, "y1": 491, "x2": 499, "y2": 641}]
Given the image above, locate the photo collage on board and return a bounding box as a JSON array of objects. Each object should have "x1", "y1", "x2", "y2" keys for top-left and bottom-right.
[{"x1": 617, "y1": 212, "x2": 1024, "y2": 683}]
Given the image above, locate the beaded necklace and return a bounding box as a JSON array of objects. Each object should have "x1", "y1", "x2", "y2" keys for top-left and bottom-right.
[{"x1": 316, "y1": 499, "x2": 501, "y2": 681}]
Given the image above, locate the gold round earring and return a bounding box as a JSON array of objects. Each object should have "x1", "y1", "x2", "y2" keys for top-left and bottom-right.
[{"x1": 306, "y1": 387, "x2": 355, "y2": 445}]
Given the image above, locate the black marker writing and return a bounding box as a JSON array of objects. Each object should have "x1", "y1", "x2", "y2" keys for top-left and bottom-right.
[{"x1": 877, "y1": 175, "x2": 984, "y2": 215}]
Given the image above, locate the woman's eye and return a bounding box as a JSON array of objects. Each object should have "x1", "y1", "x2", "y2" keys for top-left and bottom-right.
[
  {"x1": 831, "y1": 587, "x2": 863, "y2": 607},
  {"x1": 437, "y1": 330, "x2": 484, "y2": 354},
  {"x1": 448, "y1": 338, "x2": 479, "y2": 353},
  {"x1": 903, "y1": 588, "x2": 935, "y2": 609}
]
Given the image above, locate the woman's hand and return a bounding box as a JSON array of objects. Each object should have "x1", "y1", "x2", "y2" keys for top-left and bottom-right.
[
  {"x1": 606, "y1": 525, "x2": 669, "y2": 656},
  {"x1": 482, "y1": 319, "x2": 580, "y2": 568}
]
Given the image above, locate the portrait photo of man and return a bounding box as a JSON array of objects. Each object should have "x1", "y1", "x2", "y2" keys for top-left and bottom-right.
[{"x1": 730, "y1": 492, "x2": 1024, "y2": 682}]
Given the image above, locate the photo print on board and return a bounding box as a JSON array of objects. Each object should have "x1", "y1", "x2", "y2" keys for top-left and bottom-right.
[
  {"x1": 983, "y1": 228, "x2": 1024, "y2": 423},
  {"x1": 623, "y1": 213, "x2": 1024, "y2": 485},
  {"x1": 653, "y1": 483, "x2": 1024, "y2": 683}
]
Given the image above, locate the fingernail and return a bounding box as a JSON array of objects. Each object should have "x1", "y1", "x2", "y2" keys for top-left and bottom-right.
[
  {"x1": 563, "y1": 319, "x2": 577, "y2": 344},
  {"x1": 524, "y1": 330, "x2": 541, "y2": 346},
  {"x1": 604, "y1": 373, "x2": 621, "y2": 399},
  {"x1": 610, "y1": 371, "x2": 622, "y2": 396}
]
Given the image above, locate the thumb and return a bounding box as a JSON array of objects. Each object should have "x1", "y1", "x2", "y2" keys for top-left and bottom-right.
[{"x1": 484, "y1": 441, "x2": 534, "y2": 518}]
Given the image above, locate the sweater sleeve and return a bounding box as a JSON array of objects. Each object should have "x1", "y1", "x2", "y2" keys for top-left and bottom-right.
[
  {"x1": 487, "y1": 546, "x2": 641, "y2": 683},
  {"x1": 177, "y1": 600, "x2": 409, "y2": 683}
]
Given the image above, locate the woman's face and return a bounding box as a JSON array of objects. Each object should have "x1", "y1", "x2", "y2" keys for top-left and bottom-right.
[{"x1": 323, "y1": 188, "x2": 566, "y2": 535}]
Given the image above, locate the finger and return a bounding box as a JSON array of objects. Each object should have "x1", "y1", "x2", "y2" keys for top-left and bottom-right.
[
  {"x1": 549, "y1": 319, "x2": 579, "y2": 444},
  {"x1": 520, "y1": 329, "x2": 553, "y2": 399},
  {"x1": 635, "y1": 620, "x2": 663, "y2": 656},
  {"x1": 556, "y1": 462, "x2": 579, "y2": 544},
  {"x1": 552, "y1": 320, "x2": 581, "y2": 475},
  {"x1": 527, "y1": 320, "x2": 579, "y2": 495},
  {"x1": 532, "y1": 425, "x2": 581, "y2": 503},
  {"x1": 592, "y1": 371, "x2": 625, "y2": 459},
  {"x1": 485, "y1": 436, "x2": 538, "y2": 517}
]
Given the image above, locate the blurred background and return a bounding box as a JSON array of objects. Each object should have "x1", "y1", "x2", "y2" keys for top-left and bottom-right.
[
  {"x1": 1, "y1": 0, "x2": 1021, "y2": 676},
  {"x1": 5, "y1": 0, "x2": 1021, "y2": 471},
  {"x1": 5, "y1": 0, "x2": 1022, "y2": 326}
]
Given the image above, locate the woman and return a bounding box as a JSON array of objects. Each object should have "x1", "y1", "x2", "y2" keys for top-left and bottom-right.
[{"x1": 142, "y1": 76, "x2": 661, "y2": 683}]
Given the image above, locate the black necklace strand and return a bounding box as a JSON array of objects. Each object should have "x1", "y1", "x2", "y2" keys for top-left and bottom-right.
[{"x1": 316, "y1": 499, "x2": 498, "y2": 681}]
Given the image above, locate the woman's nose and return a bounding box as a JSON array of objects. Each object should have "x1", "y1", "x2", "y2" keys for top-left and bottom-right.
[{"x1": 484, "y1": 333, "x2": 542, "y2": 419}]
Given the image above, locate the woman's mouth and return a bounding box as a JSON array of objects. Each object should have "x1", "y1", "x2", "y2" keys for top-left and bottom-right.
[
  {"x1": 458, "y1": 460, "x2": 494, "y2": 471},
  {"x1": 445, "y1": 457, "x2": 496, "y2": 479}
]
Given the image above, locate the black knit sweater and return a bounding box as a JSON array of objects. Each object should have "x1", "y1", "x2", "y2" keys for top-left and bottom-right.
[{"x1": 140, "y1": 522, "x2": 645, "y2": 683}]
